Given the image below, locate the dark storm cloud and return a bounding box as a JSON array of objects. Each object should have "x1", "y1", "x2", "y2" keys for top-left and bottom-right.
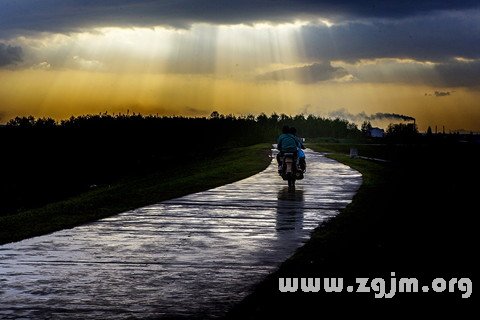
[
  {"x1": 434, "y1": 60, "x2": 480, "y2": 87},
  {"x1": 299, "y1": 13, "x2": 480, "y2": 63},
  {"x1": 0, "y1": 1, "x2": 478, "y2": 37},
  {"x1": 0, "y1": 43, "x2": 23, "y2": 66},
  {"x1": 352, "y1": 59, "x2": 480, "y2": 88},
  {"x1": 257, "y1": 62, "x2": 349, "y2": 84},
  {"x1": 258, "y1": 57, "x2": 480, "y2": 88}
]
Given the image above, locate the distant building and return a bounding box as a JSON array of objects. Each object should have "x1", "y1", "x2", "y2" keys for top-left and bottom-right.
[{"x1": 369, "y1": 127, "x2": 385, "y2": 138}]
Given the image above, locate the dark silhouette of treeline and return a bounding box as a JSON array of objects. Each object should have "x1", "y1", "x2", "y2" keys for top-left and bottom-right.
[
  {"x1": 5, "y1": 112, "x2": 362, "y2": 140},
  {"x1": 1, "y1": 112, "x2": 361, "y2": 216}
]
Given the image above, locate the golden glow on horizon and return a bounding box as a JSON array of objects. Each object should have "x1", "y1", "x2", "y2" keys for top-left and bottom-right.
[
  {"x1": 1, "y1": 69, "x2": 479, "y2": 131},
  {"x1": 1, "y1": 23, "x2": 479, "y2": 131}
]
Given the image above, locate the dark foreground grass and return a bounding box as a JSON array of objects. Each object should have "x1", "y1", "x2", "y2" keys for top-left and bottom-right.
[
  {"x1": 227, "y1": 142, "x2": 476, "y2": 317},
  {"x1": 0, "y1": 143, "x2": 272, "y2": 245}
]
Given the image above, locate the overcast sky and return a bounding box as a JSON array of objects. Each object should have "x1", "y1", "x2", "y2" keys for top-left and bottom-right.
[{"x1": 1, "y1": 1, "x2": 479, "y2": 32}]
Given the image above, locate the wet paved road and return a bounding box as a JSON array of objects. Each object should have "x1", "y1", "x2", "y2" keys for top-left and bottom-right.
[{"x1": 0, "y1": 149, "x2": 361, "y2": 319}]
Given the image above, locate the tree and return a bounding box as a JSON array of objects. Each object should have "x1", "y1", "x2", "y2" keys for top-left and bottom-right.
[
  {"x1": 386, "y1": 123, "x2": 418, "y2": 140},
  {"x1": 269, "y1": 113, "x2": 279, "y2": 123},
  {"x1": 35, "y1": 117, "x2": 56, "y2": 128},
  {"x1": 6, "y1": 116, "x2": 36, "y2": 127},
  {"x1": 361, "y1": 121, "x2": 372, "y2": 136},
  {"x1": 347, "y1": 122, "x2": 359, "y2": 131},
  {"x1": 210, "y1": 111, "x2": 220, "y2": 119}
]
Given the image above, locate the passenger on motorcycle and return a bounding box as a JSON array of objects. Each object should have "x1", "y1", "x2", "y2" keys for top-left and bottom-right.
[
  {"x1": 276, "y1": 125, "x2": 300, "y2": 173},
  {"x1": 289, "y1": 127, "x2": 306, "y2": 172}
]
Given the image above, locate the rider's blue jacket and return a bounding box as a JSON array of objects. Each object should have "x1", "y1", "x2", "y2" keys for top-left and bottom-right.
[{"x1": 277, "y1": 133, "x2": 299, "y2": 153}]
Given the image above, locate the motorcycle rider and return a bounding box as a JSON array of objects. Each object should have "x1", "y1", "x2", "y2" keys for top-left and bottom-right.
[
  {"x1": 276, "y1": 125, "x2": 300, "y2": 173},
  {"x1": 289, "y1": 127, "x2": 306, "y2": 172}
]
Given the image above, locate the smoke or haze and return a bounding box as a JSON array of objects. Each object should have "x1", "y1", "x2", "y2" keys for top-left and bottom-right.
[{"x1": 328, "y1": 109, "x2": 415, "y2": 122}]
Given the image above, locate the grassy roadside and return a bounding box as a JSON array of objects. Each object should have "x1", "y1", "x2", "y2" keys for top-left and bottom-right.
[
  {"x1": 0, "y1": 143, "x2": 272, "y2": 245},
  {"x1": 227, "y1": 142, "x2": 475, "y2": 317}
]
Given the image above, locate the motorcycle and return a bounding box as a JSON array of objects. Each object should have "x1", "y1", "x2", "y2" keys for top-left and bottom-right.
[{"x1": 279, "y1": 153, "x2": 304, "y2": 189}]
